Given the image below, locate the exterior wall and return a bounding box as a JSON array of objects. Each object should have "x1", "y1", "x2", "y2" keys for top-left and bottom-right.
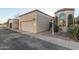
[
  {"x1": 36, "y1": 11, "x2": 50, "y2": 32},
  {"x1": 12, "y1": 19, "x2": 19, "y2": 30},
  {"x1": 8, "y1": 19, "x2": 13, "y2": 29},
  {"x1": 55, "y1": 10, "x2": 74, "y2": 32},
  {"x1": 19, "y1": 10, "x2": 54, "y2": 33},
  {"x1": 8, "y1": 19, "x2": 19, "y2": 30},
  {"x1": 19, "y1": 11, "x2": 37, "y2": 33}
]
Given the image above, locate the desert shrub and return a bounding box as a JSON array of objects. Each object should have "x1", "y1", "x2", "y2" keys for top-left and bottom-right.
[{"x1": 67, "y1": 24, "x2": 79, "y2": 40}]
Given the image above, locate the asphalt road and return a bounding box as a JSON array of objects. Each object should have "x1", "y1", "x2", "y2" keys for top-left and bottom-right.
[{"x1": 0, "y1": 28, "x2": 70, "y2": 50}]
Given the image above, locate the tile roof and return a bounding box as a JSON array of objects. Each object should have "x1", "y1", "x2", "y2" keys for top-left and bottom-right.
[{"x1": 55, "y1": 8, "x2": 75, "y2": 14}]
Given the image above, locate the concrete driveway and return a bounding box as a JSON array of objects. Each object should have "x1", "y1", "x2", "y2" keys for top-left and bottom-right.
[{"x1": 0, "y1": 28, "x2": 70, "y2": 50}]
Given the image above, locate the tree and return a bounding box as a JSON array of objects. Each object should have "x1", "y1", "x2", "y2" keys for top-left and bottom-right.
[{"x1": 67, "y1": 24, "x2": 79, "y2": 40}]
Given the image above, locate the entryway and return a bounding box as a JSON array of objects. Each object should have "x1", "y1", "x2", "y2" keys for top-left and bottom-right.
[{"x1": 10, "y1": 23, "x2": 12, "y2": 28}]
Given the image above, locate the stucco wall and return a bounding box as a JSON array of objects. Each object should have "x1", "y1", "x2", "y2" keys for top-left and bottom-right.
[
  {"x1": 19, "y1": 11, "x2": 53, "y2": 33},
  {"x1": 12, "y1": 19, "x2": 19, "y2": 29},
  {"x1": 8, "y1": 19, "x2": 19, "y2": 30},
  {"x1": 36, "y1": 11, "x2": 50, "y2": 32},
  {"x1": 8, "y1": 19, "x2": 13, "y2": 28},
  {"x1": 19, "y1": 11, "x2": 37, "y2": 33}
]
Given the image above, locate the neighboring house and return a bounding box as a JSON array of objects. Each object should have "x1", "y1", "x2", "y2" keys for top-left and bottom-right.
[
  {"x1": 8, "y1": 19, "x2": 13, "y2": 28},
  {"x1": 19, "y1": 10, "x2": 53, "y2": 33},
  {"x1": 55, "y1": 8, "x2": 75, "y2": 32},
  {"x1": 8, "y1": 18, "x2": 19, "y2": 30}
]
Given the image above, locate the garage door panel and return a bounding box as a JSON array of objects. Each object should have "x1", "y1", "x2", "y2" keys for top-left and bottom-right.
[{"x1": 21, "y1": 21, "x2": 34, "y2": 32}]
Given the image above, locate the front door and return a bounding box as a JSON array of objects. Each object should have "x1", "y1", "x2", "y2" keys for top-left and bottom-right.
[{"x1": 10, "y1": 23, "x2": 12, "y2": 28}]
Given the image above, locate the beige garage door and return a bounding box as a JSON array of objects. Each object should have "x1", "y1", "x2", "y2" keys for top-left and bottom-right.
[{"x1": 21, "y1": 21, "x2": 34, "y2": 32}]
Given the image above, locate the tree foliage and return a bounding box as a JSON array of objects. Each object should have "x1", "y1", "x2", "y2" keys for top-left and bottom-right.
[{"x1": 67, "y1": 24, "x2": 79, "y2": 40}]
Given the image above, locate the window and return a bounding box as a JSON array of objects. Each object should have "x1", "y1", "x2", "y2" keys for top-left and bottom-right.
[
  {"x1": 59, "y1": 13, "x2": 66, "y2": 26},
  {"x1": 59, "y1": 13, "x2": 66, "y2": 20},
  {"x1": 68, "y1": 14, "x2": 73, "y2": 27}
]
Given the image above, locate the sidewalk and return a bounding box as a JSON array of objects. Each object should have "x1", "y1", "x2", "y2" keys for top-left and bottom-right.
[{"x1": 10, "y1": 29, "x2": 79, "y2": 50}]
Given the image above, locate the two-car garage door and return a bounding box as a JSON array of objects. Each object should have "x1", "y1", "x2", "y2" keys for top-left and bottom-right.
[{"x1": 21, "y1": 21, "x2": 34, "y2": 33}]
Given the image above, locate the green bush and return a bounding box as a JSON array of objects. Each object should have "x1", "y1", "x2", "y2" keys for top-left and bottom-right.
[
  {"x1": 54, "y1": 24, "x2": 59, "y2": 32},
  {"x1": 67, "y1": 24, "x2": 79, "y2": 40}
]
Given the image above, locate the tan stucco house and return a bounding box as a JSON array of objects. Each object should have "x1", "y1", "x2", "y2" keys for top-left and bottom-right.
[
  {"x1": 8, "y1": 18, "x2": 19, "y2": 30},
  {"x1": 19, "y1": 10, "x2": 53, "y2": 33},
  {"x1": 54, "y1": 8, "x2": 75, "y2": 32}
]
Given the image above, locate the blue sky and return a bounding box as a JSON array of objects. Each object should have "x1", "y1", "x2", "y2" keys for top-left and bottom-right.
[{"x1": 0, "y1": 8, "x2": 79, "y2": 23}]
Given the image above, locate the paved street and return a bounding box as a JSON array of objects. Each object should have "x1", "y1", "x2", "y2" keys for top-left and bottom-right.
[{"x1": 0, "y1": 28, "x2": 70, "y2": 50}]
